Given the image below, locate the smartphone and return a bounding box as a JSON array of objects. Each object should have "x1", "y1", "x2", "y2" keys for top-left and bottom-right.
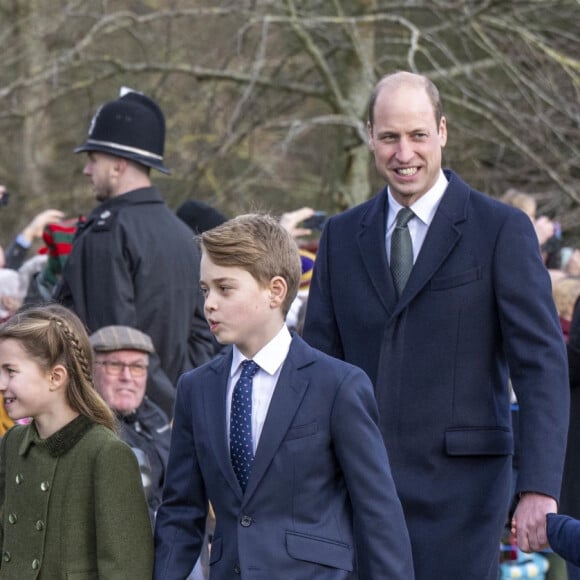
[{"x1": 301, "y1": 211, "x2": 327, "y2": 231}]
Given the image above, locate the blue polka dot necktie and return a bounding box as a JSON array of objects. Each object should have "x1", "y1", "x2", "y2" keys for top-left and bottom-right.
[{"x1": 230, "y1": 360, "x2": 259, "y2": 492}]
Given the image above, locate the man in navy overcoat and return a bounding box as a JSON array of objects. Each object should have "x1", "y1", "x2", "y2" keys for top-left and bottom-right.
[{"x1": 303, "y1": 71, "x2": 569, "y2": 579}]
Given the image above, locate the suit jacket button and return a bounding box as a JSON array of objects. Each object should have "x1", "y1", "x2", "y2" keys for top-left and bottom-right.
[
  {"x1": 240, "y1": 515, "x2": 252, "y2": 527},
  {"x1": 3, "y1": 551, "x2": 10, "y2": 562},
  {"x1": 40, "y1": 481, "x2": 50, "y2": 492},
  {"x1": 35, "y1": 520, "x2": 45, "y2": 531},
  {"x1": 8, "y1": 513, "x2": 17, "y2": 524},
  {"x1": 15, "y1": 474, "x2": 23, "y2": 485},
  {"x1": 234, "y1": 563, "x2": 241, "y2": 574},
  {"x1": 32, "y1": 559, "x2": 40, "y2": 570}
]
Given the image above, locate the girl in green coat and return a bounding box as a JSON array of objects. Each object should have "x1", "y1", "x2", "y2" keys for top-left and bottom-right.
[{"x1": 0, "y1": 304, "x2": 154, "y2": 579}]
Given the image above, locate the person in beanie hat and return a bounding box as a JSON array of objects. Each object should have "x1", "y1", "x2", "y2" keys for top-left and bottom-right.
[
  {"x1": 55, "y1": 88, "x2": 215, "y2": 418},
  {"x1": 90, "y1": 325, "x2": 171, "y2": 523}
]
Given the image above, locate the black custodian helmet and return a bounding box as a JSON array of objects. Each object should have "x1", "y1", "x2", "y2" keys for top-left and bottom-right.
[{"x1": 75, "y1": 89, "x2": 170, "y2": 174}]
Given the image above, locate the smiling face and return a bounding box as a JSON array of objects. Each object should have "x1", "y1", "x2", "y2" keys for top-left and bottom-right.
[
  {"x1": 200, "y1": 251, "x2": 285, "y2": 359},
  {"x1": 0, "y1": 338, "x2": 54, "y2": 423},
  {"x1": 368, "y1": 79, "x2": 447, "y2": 207},
  {"x1": 93, "y1": 350, "x2": 148, "y2": 415}
]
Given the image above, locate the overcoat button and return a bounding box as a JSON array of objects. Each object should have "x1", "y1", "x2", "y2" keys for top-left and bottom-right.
[
  {"x1": 240, "y1": 515, "x2": 252, "y2": 527},
  {"x1": 8, "y1": 513, "x2": 16, "y2": 524},
  {"x1": 32, "y1": 559, "x2": 40, "y2": 570},
  {"x1": 15, "y1": 474, "x2": 23, "y2": 485},
  {"x1": 40, "y1": 481, "x2": 50, "y2": 492},
  {"x1": 35, "y1": 520, "x2": 45, "y2": 531},
  {"x1": 234, "y1": 563, "x2": 241, "y2": 574},
  {"x1": 3, "y1": 551, "x2": 10, "y2": 562}
]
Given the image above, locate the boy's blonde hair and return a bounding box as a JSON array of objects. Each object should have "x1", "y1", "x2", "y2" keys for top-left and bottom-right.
[
  {"x1": 200, "y1": 213, "x2": 302, "y2": 316},
  {"x1": 0, "y1": 304, "x2": 116, "y2": 431}
]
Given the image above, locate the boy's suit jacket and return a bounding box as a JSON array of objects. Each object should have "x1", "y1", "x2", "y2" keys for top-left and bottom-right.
[
  {"x1": 547, "y1": 513, "x2": 580, "y2": 566},
  {"x1": 303, "y1": 170, "x2": 569, "y2": 579},
  {"x1": 154, "y1": 334, "x2": 414, "y2": 579}
]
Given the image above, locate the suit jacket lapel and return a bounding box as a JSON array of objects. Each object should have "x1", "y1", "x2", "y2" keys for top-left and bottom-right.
[
  {"x1": 204, "y1": 352, "x2": 244, "y2": 499},
  {"x1": 243, "y1": 337, "x2": 312, "y2": 503},
  {"x1": 357, "y1": 187, "x2": 396, "y2": 316},
  {"x1": 392, "y1": 170, "x2": 469, "y2": 317}
]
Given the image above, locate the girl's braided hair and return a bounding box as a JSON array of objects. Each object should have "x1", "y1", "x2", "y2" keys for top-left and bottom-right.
[{"x1": 0, "y1": 304, "x2": 115, "y2": 431}]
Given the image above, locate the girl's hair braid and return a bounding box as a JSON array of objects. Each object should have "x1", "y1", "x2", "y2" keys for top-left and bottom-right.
[{"x1": 0, "y1": 304, "x2": 116, "y2": 432}]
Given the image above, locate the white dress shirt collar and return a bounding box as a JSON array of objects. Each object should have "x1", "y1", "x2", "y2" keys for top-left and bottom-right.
[
  {"x1": 387, "y1": 169, "x2": 448, "y2": 228},
  {"x1": 230, "y1": 325, "x2": 292, "y2": 377}
]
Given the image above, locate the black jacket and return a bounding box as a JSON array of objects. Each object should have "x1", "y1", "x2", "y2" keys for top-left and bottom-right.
[
  {"x1": 118, "y1": 397, "x2": 171, "y2": 519},
  {"x1": 55, "y1": 187, "x2": 214, "y2": 415}
]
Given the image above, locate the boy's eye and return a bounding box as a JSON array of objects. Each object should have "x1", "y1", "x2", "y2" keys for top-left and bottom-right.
[{"x1": 200, "y1": 287, "x2": 209, "y2": 297}]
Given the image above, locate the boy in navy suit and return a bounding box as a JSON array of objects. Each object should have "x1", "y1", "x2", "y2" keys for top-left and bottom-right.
[{"x1": 154, "y1": 213, "x2": 414, "y2": 579}]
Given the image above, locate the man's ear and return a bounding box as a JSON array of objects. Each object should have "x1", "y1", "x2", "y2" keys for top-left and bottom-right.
[
  {"x1": 367, "y1": 121, "x2": 375, "y2": 152},
  {"x1": 268, "y1": 276, "x2": 288, "y2": 308},
  {"x1": 49, "y1": 364, "x2": 68, "y2": 392},
  {"x1": 112, "y1": 157, "x2": 128, "y2": 176}
]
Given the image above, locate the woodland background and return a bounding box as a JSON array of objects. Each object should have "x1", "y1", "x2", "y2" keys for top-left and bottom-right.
[{"x1": 0, "y1": 0, "x2": 578, "y2": 245}]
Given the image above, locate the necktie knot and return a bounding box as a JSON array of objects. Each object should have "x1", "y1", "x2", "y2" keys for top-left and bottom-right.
[
  {"x1": 395, "y1": 206, "x2": 414, "y2": 228},
  {"x1": 240, "y1": 359, "x2": 259, "y2": 379}
]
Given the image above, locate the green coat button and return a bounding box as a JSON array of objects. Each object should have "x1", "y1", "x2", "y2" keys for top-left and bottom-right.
[
  {"x1": 35, "y1": 520, "x2": 44, "y2": 531},
  {"x1": 7, "y1": 513, "x2": 16, "y2": 524},
  {"x1": 3, "y1": 551, "x2": 10, "y2": 562},
  {"x1": 15, "y1": 474, "x2": 23, "y2": 485},
  {"x1": 40, "y1": 481, "x2": 49, "y2": 492},
  {"x1": 32, "y1": 558, "x2": 40, "y2": 570}
]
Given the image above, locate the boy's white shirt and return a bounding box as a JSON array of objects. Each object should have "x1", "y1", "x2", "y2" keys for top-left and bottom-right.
[{"x1": 227, "y1": 324, "x2": 292, "y2": 453}]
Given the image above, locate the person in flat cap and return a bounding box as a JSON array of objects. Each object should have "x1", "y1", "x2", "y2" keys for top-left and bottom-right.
[
  {"x1": 55, "y1": 89, "x2": 215, "y2": 418},
  {"x1": 90, "y1": 325, "x2": 171, "y2": 522}
]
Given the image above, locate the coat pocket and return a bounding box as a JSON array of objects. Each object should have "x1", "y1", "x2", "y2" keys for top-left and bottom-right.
[
  {"x1": 445, "y1": 427, "x2": 513, "y2": 456},
  {"x1": 286, "y1": 531, "x2": 353, "y2": 571},
  {"x1": 431, "y1": 267, "x2": 481, "y2": 290},
  {"x1": 209, "y1": 535, "x2": 223, "y2": 565},
  {"x1": 285, "y1": 422, "x2": 318, "y2": 441}
]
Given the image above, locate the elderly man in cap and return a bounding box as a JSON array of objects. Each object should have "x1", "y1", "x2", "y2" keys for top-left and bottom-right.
[
  {"x1": 90, "y1": 325, "x2": 171, "y2": 521},
  {"x1": 55, "y1": 89, "x2": 215, "y2": 418}
]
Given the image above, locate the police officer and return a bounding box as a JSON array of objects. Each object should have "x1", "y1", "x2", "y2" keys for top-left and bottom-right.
[{"x1": 55, "y1": 89, "x2": 214, "y2": 416}]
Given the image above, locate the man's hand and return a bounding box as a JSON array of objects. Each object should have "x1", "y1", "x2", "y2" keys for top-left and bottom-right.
[
  {"x1": 511, "y1": 492, "x2": 557, "y2": 552},
  {"x1": 279, "y1": 207, "x2": 314, "y2": 239},
  {"x1": 21, "y1": 209, "x2": 65, "y2": 243}
]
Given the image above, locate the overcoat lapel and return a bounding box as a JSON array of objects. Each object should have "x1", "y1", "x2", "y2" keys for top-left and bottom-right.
[
  {"x1": 204, "y1": 352, "x2": 244, "y2": 499},
  {"x1": 242, "y1": 339, "x2": 312, "y2": 504},
  {"x1": 357, "y1": 187, "x2": 396, "y2": 316}
]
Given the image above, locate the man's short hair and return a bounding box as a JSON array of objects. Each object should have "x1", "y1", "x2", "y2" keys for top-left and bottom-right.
[
  {"x1": 368, "y1": 71, "x2": 443, "y2": 129},
  {"x1": 90, "y1": 325, "x2": 155, "y2": 354},
  {"x1": 200, "y1": 213, "x2": 302, "y2": 316}
]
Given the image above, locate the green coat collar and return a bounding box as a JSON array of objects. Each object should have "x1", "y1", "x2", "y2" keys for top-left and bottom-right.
[{"x1": 18, "y1": 415, "x2": 94, "y2": 458}]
